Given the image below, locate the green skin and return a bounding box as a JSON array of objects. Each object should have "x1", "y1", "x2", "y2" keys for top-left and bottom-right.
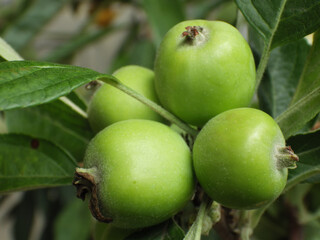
[
  {"x1": 84, "y1": 119, "x2": 194, "y2": 228},
  {"x1": 193, "y1": 108, "x2": 288, "y2": 209},
  {"x1": 154, "y1": 20, "x2": 256, "y2": 126},
  {"x1": 88, "y1": 65, "x2": 164, "y2": 133}
]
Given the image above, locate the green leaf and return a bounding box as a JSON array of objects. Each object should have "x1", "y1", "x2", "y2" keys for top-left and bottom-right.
[
  {"x1": 125, "y1": 220, "x2": 185, "y2": 240},
  {"x1": 4, "y1": 99, "x2": 93, "y2": 161},
  {"x1": 54, "y1": 198, "x2": 92, "y2": 240},
  {"x1": 0, "y1": 134, "x2": 77, "y2": 193},
  {"x1": 237, "y1": 0, "x2": 320, "y2": 89},
  {"x1": 2, "y1": 0, "x2": 68, "y2": 51},
  {"x1": 275, "y1": 30, "x2": 320, "y2": 138},
  {"x1": 236, "y1": 0, "x2": 320, "y2": 49},
  {"x1": 184, "y1": 197, "x2": 212, "y2": 240},
  {"x1": 287, "y1": 129, "x2": 320, "y2": 153},
  {"x1": 0, "y1": 61, "x2": 101, "y2": 111},
  {"x1": 285, "y1": 130, "x2": 320, "y2": 189},
  {"x1": 276, "y1": 86, "x2": 320, "y2": 139},
  {"x1": 0, "y1": 37, "x2": 23, "y2": 61},
  {"x1": 258, "y1": 39, "x2": 310, "y2": 117},
  {"x1": 291, "y1": 30, "x2": 320, "y2": 104},
  {"x1": 142, "y1": 0, "x2": 185, "y2": 47}
]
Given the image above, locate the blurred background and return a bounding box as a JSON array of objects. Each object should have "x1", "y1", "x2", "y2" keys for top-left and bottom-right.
[{"x1": 0, "y1": 0, "x2": 242, "y2": 239}]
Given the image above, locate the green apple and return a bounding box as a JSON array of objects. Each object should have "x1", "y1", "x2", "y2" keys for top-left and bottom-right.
[{"x1": 88, "y1": 65, "x2": 164, "y2": 133}]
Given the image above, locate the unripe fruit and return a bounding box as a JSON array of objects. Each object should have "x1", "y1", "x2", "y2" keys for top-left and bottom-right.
[
  {"x1": 193, "y1": 108, "x2": 298, "y2": 209},
  {"x1": 73, "y1": 119, "x2": 194, "y2": 229},
  {"x1": 88, "y1": 65, "x2": 164, "y2": 133},
  {"x1": 154, "y1": 20, "x2": 256, "y2": 126}
]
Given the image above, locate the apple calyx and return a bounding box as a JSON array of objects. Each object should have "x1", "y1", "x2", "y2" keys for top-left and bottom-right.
[
  {"x1": 182, "y1": 26, "x2": 207, "y2": 46},
  {"x1": 276, "y1": 146, "x2": 299, "y2": 170},
  {"x1": 73, "y1": 167, "x2": 113, "y2": 223}
]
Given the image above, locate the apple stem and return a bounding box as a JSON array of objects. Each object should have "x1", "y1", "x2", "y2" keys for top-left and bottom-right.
[
  {"x1": 276, "y1": 146, "x2": 299, "y2": 170},
  {"x1": 73, "y1": 167, "x2": 113, "y2": 223}
]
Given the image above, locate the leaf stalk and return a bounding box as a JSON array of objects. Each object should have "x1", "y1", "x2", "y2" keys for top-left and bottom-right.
[{"x1": 97, "y1": 75, "x2": 199, "y2": 138}]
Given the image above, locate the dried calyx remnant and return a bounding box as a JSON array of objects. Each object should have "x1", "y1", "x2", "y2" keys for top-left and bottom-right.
[
  {"x1": 73, "y1": 167, "x2": 112, "y2": 223},
  {"x1": 182, "y1": 26, "x2": 204, "y2": 40},
  {"x1": 181, "y1": 26, "x2": 207, "y2": 46},
  {"x1": 277, "y1": 146, "x2": 299, "y2": 170}
]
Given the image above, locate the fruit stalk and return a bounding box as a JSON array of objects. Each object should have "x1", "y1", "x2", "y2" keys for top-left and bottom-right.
[{"x1": 97, "y1": 75, "x2": 199, "y2": 137}]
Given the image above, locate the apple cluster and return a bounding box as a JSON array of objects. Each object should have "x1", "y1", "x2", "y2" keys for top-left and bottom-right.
[{"x1": 73, "y1": 20, "x2": 298, "y2": 230}]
